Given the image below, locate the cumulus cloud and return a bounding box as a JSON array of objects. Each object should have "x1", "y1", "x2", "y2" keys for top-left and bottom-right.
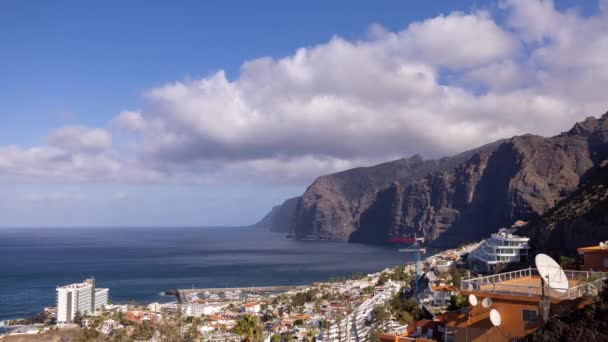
[
  {"x1": 2, "y1": 1, "x2": 608, "y2": 185},
  {"x1": 0, "y1": 126, "x2": 162, "y2": 183},
  {"x1": 47, "y1": 126, "x2": 112, "y2": 153},
  {"x1": 112, "y1": 110, "x2": 146, "y2": 132}
]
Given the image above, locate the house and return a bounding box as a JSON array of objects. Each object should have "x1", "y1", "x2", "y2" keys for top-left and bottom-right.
[
  {"x1": 124, "y1": 311, "x2": 161, "y2": 325},
  {"x1": 429, "y1": 285, "x2": 458, "y2": 307},
  {"x1": 184, "y1": 303, "x2": 223, "y2": 317},
  {"x1": 240, "y1": 301, "x2": 261, "y2": 313},
  {"x1": 380, "y1": 266, "x2": 605, "y2": 341},
  {"x1": 451, "y1": 267, "x2": 605, "y2": 341},
  {"x1": 468, "y1": 228, "x2": 530, "y2": 273},
  {"x1": 578, "y1": 243, "x2": 608, "y2": 271}
]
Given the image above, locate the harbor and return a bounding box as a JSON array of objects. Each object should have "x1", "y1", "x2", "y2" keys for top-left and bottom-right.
[{"x1": 177, "y1": 285, "x2": 310, "y2": 304}]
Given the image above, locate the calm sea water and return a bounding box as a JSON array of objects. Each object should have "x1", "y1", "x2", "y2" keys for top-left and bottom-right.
[{"x1": 0, "y1": 227, "x2": 429, "y2": 321}]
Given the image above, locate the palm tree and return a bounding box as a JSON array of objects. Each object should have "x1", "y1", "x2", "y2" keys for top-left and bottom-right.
[
  {"x1": 233, "y1": 314, "x2": 263, "y2": 342},
  {"x1": 306, "y1": 328, "x2": 318, "y2": 342}
]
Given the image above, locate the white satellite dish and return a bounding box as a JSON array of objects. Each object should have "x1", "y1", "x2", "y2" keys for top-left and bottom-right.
[
  {"x1": 482, "y1": 297, "x2": 492, "y2": 308},
  {"x1": 535, "y1": 254, "x2": 569, "y2": 294},
  {"x1": 489, "y1": 309, "x2": 502, "y2": 326},
  {"x1": 468, "y1": 294, "x2": 478, "y2": 306},
  {"x1": 601, "y1": 242, "x2": 606, "y2": 247}
]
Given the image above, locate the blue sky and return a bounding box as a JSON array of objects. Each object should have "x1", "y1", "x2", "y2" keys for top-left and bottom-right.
[
  {"x1": 0, "y1": 0, "x2": 606, "y2": 227},
  {"x1": 0, "y1": 1, "x2": 484, "y2": 145}
]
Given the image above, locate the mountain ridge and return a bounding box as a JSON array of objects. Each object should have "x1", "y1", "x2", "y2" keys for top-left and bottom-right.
[{"x1": 277, "y1": 110, "x2": 608, "y2": 248}]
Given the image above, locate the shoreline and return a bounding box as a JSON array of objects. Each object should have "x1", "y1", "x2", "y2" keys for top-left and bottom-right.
[{"x1": 1, "y1": 246, "x2": 462, "y2": 327}]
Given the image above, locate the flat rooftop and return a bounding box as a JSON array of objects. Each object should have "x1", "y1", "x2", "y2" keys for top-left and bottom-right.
[
  {"x1": 462, "y1": 268, "x2": 606, "y2": 301},
  {"x1": 578, "y1": 245, "x2": 608, "y2": 253}
]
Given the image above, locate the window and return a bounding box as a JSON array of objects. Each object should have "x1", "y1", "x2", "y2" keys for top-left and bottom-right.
[{"x1": 523, "y1": 309, "x2": 538, "y2": 322}]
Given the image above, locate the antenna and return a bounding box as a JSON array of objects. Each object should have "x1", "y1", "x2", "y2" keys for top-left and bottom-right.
[
  {"x1": 535, "y1": 254, "x2": 569, "y2": 294},
  {"x1": 481, "y1": 297, "x2": 492, "y2": 308},
  {"x1": 489, "y1": 309, "x2": 502, "y2": 326},
  {"x1": 468, "y1": 294, "x2": 478, "y2": 306}
]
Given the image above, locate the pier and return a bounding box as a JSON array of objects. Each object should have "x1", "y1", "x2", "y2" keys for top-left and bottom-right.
[{"x1": 177, "y1": 285, "x2": 309, "y2": 303}]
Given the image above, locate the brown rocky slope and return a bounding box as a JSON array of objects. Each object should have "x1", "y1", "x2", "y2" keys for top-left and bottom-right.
[
  {"x1": 252, "y1": 196, "x2": 300, "y2": 233},
  {"x1": 293, "y1": 111, "x2": 608, "y2": 247},
  {"x1": 522, "y1": 160, "x2": 608, "y2": 255}
]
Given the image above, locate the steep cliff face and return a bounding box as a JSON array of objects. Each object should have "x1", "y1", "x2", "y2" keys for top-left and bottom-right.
[
  {"x1": 295, "y1": 111, "x2": 608, "y2": 246},
  {"x1": 269, "y1": 197, "x2": 300, "y2": 233},
  {"x1": 252, "y1": 196, "x2": 300, "y2": 232},
  {"x1": 292, "y1": 142, "x2": 502, "y2": 240},
  {"x1": 522, "y1": 161, "x2": 608, "y2": 254},
  {"x1": 351, "y1": 151, "x2": 491, "y2": 244}
]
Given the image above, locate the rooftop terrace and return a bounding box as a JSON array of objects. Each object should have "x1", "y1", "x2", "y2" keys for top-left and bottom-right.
[{"x1": 461, "y1": 268, "x2": 606, "y2": 301}]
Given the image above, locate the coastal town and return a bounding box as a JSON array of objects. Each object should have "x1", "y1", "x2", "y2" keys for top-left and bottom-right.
[{"x1": 2, "y1": 223, "x2": 607, "y2": 342}]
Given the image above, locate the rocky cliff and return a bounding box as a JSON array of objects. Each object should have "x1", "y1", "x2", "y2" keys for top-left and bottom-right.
[
  {"x1": 292, "y1": 141, "x2": 504, "y2": 240},
  {"x1": 252, "y1": 196, "x2": 300, "y2": 233},
  {"x1": 522, "y1": 160, "x2": 608, "y2": 255},
  {"x1": 294, "y1": 111, "x2": 608, "y2": 247}
]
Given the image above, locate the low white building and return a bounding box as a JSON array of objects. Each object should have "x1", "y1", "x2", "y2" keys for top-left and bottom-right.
[
  {"x1": 184, "y1": 303, "x2": 224, "y2": 317},
  {"x1": 240, "y1": 302, "x2": 261, "y2": 313},
  {"x1": 148, "y1": 302, "x2": 162, "y2": 313},
  {"x1": 468, "y1": 227, "x2": 530, "y2": 273},
  {"x1": 56, "y1": 278, "x2": 110, "y2": 324}
]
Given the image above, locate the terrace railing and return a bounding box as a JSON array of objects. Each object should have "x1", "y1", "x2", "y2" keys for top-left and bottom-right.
[{"x1": 461, "y1": 268, "x2": 606, "y2": 300}]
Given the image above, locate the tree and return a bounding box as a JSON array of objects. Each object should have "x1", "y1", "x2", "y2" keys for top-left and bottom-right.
[
  {"x1": 306, "y1": 328, "x2": 318, "y2": 342},
  {"x1": 233, "y1": 314, "x2": 263, "y2": 342},
  {"x1": 447, "y1": 294, "x2": 467, "y2": 311},
  {"x1": 371, "y1": 304, "x2": 391, "y2": 329},
  {"x1": 283, "y1": 331, "x2": 294, "y2": 342},
  {"x1": 388, "y1": 294, "x2": 427, "y2": 324},
  {"x1": 449, "y1": 267, "x2": 467, "y2": 288},
  {"x1": 559, "y1": 255, "x2": 578, "y2": 270},
  {"x1": 367, "y1": 329, "x2": 381, "y2": 342},
  {"x1": 78, "y1": 327, "x2": 98, "y2": 342},
  {"x1": 73, "y1": 311, "x2": 84, "y2": 326},
  {"x1": 270, "y1": 334, "x2": 282, "y2": 342}
]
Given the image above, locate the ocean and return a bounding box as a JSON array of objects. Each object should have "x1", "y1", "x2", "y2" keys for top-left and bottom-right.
[{"x1": 0, "y1": 227, "x2": 431, "y2": 321}]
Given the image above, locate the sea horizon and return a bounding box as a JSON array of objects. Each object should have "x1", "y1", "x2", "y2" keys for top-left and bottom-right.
[{"x1": 0, "y1": 226, "x2": 433, "y2": 322}]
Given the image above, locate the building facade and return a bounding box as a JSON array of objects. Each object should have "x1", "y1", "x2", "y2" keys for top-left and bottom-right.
[
  {"x1": 578, "y1": 243, "x2": 608, "y2": 271},
  {"x1": 380, "y1": 267, "x2": 605, "y2": 341},
  {"x1": 56, "y1": 278, "x2": 109, "y2": 324},
  {"x1": 468, "y1": 228, "x2": 530, "y2": 273}
]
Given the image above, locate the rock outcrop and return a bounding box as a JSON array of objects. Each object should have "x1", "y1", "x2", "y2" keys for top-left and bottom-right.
[
  {"x1": 293, "y1": 111, "x2": 608, "y2": 247},
  {"x1": 292, "y1": 143, "x2": 501, "y2": 241},
  {"x1": 252, "y1": 196, "x2": 300, "y2": 233},
  {"x1": 522, "y1": 160, "x2": 608, "y2": 255}
]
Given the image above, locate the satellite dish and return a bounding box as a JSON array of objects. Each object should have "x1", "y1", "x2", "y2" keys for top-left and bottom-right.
[
  {"x1": 482, "y1": 297, "x2": 492, "y2": 308},
  {"x1": 535, "y1": 254, "x2": 569, "y2": 294},
  {"x1": 601, "y1": 242, "x2": 606, "y2": 247},
  {"x1": 489, "y1": 309, "x2": 502, "y2": 326},
  {"x1": 468, "y1": 294, "x2": 478, "y2": 306}
]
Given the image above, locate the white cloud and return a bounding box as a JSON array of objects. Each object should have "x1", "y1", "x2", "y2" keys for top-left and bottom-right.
[
  {"x1": 1, "y1": 2, "x2": 608, "y2": 185},
  {"x1": 113, "y1": 110, "x2": 146, "y2": 132},
  {"x1": 47, "y1": 126, "x2": 112, "y2": 154}
]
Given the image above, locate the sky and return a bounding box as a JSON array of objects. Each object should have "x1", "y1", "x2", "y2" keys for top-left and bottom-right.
[{"x1": 0, "y1": 0, "x2": 607, "y2": 227}]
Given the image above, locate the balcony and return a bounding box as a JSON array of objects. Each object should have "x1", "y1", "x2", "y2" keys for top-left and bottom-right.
[{"x1": 461, "y1": 268, "x2": 606, "y2": 301}]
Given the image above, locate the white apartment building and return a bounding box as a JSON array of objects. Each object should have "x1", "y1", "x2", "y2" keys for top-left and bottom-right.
[
  {"x1": 95, "y1": 288, "x2": 109, "y2": 311},
  {"x1": 468, "y1": 227, "x2": 530, "y2": 273},
  {"x1": 56, "y1": 278, "x2": 109, "y2": 324}
]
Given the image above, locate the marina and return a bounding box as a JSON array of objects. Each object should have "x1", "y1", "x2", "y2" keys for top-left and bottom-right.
[{"x1": 177, "y1": 285, "x2": 310, "y2": 304}]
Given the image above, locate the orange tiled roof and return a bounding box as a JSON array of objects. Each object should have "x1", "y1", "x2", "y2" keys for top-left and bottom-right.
[{"x1": 578, "y1": 245, "x2": 608, "y2": 253}]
